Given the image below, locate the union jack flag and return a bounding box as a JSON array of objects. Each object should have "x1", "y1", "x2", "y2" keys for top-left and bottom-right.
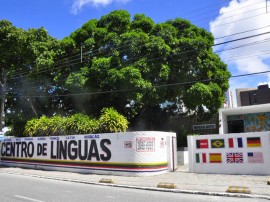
[{"x1": 226, "y1": 152, "x2": 243, "y2": 163}]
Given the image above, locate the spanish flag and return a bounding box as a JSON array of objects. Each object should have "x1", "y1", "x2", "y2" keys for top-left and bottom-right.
[
  {"x1": 247, "y1": 137, "x2": 261, "y2": 147},
  {"x1": 209, "y1": 153, "x2": 222, "y2": 163}
]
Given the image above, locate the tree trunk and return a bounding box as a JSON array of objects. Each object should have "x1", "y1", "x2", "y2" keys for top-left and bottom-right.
[
  {"x1": 0, "y1": 68, "x2": 7, "y2": 132},
  {"x1": 29, "y1": 98, "x2": 39, "y2": 117}
]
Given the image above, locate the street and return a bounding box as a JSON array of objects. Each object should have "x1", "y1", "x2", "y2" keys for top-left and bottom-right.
[{"x1": 0, "y1": 173, "x2": 268, "y2": 202}]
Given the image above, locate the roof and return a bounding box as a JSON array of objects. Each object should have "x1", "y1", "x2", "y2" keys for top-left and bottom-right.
[{"x1": 219, "y1": 103, "x2": 270, "y2": 116}]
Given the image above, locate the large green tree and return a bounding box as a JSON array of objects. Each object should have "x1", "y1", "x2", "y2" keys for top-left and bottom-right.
[
  {"x1": 0, "y1": 20, "x2": 27, "y2": 131},
  {"x1": 0, "y1": 20, "x2": 60, "y2": 132},
  {"x1": 1, "y1": 10, "x2": 230, "y2": 134},
  {"x1": 55, "y1": 10, "x2": 230, "y2": 128}
]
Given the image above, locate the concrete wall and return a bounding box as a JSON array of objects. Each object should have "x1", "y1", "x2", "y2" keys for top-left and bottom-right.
[
  {"x1": 177, "y1": 151, "x2": 189, "y2": 165},
  {"x1": 188, "y1": 132, "x2": 270, "y2": 175},
  {"x1": 0, "y1": 131, "x2": 176, "y2": 176}
]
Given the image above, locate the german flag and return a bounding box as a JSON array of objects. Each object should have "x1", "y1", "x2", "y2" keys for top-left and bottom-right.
[
  {"x1": 247, "y1": 137, "x2": 261, "y2": 147},
  {"x1": 209, "y1": 153, "x2": 222, "y2": 163}
]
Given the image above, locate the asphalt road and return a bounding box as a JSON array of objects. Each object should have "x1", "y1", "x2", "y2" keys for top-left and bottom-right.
[{"x1": 0, "y1": 173, "x2": 268, "y2": 202}]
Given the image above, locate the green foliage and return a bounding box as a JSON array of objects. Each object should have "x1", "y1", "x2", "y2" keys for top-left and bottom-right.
[
  {"x1": 97, "y1": 10, "x2": 130, "y2": 34},
  {"x1": 63, "y1": 113, "x2": 99, "y2": 135},
  {"x1": 98, "y1": 108, "x2": 129, "y2": 133},
  {"x1": 54, "y1": 11, "x2": 230, "y2": 124},
  {"x1": 131, "y1": 14, "x2": 154, "y2": 33},
  {"x1": 2, "y1": 11, "x2": 231, "y2": 133},
  {"x1": 23, "y1": 108, "x2": 128, "y2": 137},
  {"x1": 66, "y1": 67, "x2": 89, "y2": 89},
  {"x1": 176, "y1": 125, "x2": 188, "y2": 147}
]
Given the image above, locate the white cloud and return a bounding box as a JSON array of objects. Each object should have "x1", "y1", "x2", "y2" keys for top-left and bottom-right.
[
  {"x1": 210, "y1": 0, "x2": 270, "y2": 106},
  {"x1": 71, "y1": 0, "x2": 131, "y2": 14}
]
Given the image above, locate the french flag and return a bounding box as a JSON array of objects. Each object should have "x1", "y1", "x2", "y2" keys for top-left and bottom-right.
[{"x1": 228, "y1": 138, "x2": 243, "y2": 148}]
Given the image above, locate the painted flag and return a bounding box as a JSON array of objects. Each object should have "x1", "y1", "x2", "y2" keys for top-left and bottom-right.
[
  {"x1": 211, "y1": 139, "x2": 225, "y2": 148},
  {"x1": 195, "y1": 153, "x2": 207, "y2": 163},
  {"x1": 226, "y1": 153, "x2": 243, "y2": 163},
  {"x1": 247, "y1": 152, "x2": 264, "y2": 163},
  {"x1": 228, "y1": 138, "x2": 234, "y2": 148},
  {"x1": 237, "y1": 138, "x2": 243, "y2": 148},
  {"x1": 247, "y1": 137, "x2": 261, "y2": 148},
  {"x1": 196, "y1": 139, "x2": 208, "y2": 149},
  {"x1": 229, "y1": 138, "x2": 243, "y2": 148},
  {"x1": 209, "y1": 153, "x2": 222, "y2": 163}
]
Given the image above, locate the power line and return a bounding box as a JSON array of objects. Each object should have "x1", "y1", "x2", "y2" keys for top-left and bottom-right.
[
  {"x1": 185, "y1": 0, "x2": 264, "y2": 22},
  {"x1": 215, "y1": 24, "x2": 270, "y2": 39},
  {"x1": 222, "y1": 49, "x2": 270, "y2": 61},
  {"x1": 7, "y1": 31, "x2": 270, "y2": 90},
  {"x1": 211, "y1": 12, "x2": 267, "y2": 28},
  {"x1": 8, "y1": 34, "x2": 270, "y2": 92},
  {"x1": 213, "y1": 31, "x2": 270, "y2": 46},
  {"x1": 5, "y1": 1, "x2": 268, "y2": 80},
  {"x1": 9, "y1": 1, "x2": 268, "y2": 77},
  {"x1": 3, "y1": 1, "x2": 270, "y2": 88},
  {"x1": 14, "y1": 69, "x2": 270, "y2": 99},
  {"x1": 192, "y1": 4, "x2": 265, "y2": 25}
]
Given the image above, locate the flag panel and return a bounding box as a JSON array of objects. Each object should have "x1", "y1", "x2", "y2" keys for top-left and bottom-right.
[
  {"x1": 211, "y1": 139, "x2": 225, "y2": 148},
  {"x1": 226, "y1": 152, "x2": 243, "y2": 163},
  {"x1": 196, "y1": 139, "x2": 208, "y2": 149},
  {"x1": 237, "y1": 138, "x2": 243, "y2": 148},
  {"x1": 209, "y1": 153, "x2": 222, "y2": 163},
  {"x1": 247, "y1": 152, "x2": 264, "y2": 163},
  {"x1": 228, "y1": 138, "x2": 234, "y2": 148},
  {"x1": 195, "y1": 153, "x2": 207, "y2": 163},
  {"x1": 247, "y1": 137, "x2": 261, "y2": 148}
]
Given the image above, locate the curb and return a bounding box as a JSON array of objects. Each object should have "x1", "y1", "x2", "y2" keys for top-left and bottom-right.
[
  {"x1": 157, "y1": 182, "x2": 177, "y2": 189},
  {"x1": 226, "y1": 186, "x2": 251, "y2": 194},
  {"x1": 1, "y1": 171, "x2": 270, "y2": 200}
]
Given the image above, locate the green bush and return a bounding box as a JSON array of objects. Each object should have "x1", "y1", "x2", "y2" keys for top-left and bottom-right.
[
  {"x1": 64, "y1": 114, "x2": 99, "y2": 135},
  {"x1": 24, "y1": 116, "x2": 65, "y2": 137},
  {"x1": 23, "y1": 108, "x2": 129, "y2": 137},
  {"x1": 98, "y1": 108, "x2": 129, "y2": 133}
]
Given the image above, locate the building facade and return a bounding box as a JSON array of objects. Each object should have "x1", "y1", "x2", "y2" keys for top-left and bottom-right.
[
  {"x1": 219, "y1": 103, "x2": 270, "y2": 134},
  {"x1": 236, "y1": 84, "x2": 270, "y2": 107}
]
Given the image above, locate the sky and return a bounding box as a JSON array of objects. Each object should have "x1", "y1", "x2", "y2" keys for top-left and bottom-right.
[{"x1": 0, "y1": 0, "x2": 270, "y2": 107}]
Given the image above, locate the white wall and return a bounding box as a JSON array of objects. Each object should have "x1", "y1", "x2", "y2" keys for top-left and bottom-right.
[
  {"x1": 188, "y1": 132, "x2": 270, "y2": 175},
  {"x1": 177, "y1": 151, "x2": 189, "y2": 165},
  {"x1": 0, "y1": 131, "x2": 176, "y2": 176}
]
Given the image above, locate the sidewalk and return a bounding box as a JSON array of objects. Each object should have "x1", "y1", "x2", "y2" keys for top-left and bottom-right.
[{"x1": 0, "y1": 165, "x2": 269, "y2": 199}]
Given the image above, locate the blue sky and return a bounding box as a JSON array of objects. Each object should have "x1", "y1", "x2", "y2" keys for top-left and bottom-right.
[
  {"x1": 0, "y1": 0, "x2": 226, "y2": 39},
  {"x1": 1, "y1": 0, "x2": 270, "y2": 106}
]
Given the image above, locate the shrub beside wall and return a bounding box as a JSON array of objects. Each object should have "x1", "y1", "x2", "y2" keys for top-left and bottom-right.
[
  {"x1": 99, "y1": 108, "x2": 129, "y2": 133},
  {"x1": 24, "y1": 108, "x2": 129, "y2": 137}
]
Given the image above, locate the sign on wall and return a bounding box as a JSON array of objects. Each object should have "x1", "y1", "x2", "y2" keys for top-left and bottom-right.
[
  {"x1": 0, "y1": 132, "x2": 176, "y2": 176},
  {"x1": 193, "y1": 124, "x2": 216, "y2": 130}
]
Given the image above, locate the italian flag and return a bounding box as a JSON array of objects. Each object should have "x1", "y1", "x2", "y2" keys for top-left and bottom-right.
[{"x1": 196, "y1": 153, "x2": 206, "y2": 163}]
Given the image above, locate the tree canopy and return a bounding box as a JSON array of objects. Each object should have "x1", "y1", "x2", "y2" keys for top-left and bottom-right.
[
  {"x1": 0, "y1": 10, "x2": 230, "y2": 134},
  {"x1": 56, "y1": 10, "x2": 230, "y2": 127}
]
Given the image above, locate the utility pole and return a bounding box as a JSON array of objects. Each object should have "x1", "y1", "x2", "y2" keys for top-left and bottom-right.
[
  {"x1": 81, "y1": 46, "x2": 83, "y2": 63},
  {"x1": 80, "y1": 43, "x2": 83, "y2": 63}
]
